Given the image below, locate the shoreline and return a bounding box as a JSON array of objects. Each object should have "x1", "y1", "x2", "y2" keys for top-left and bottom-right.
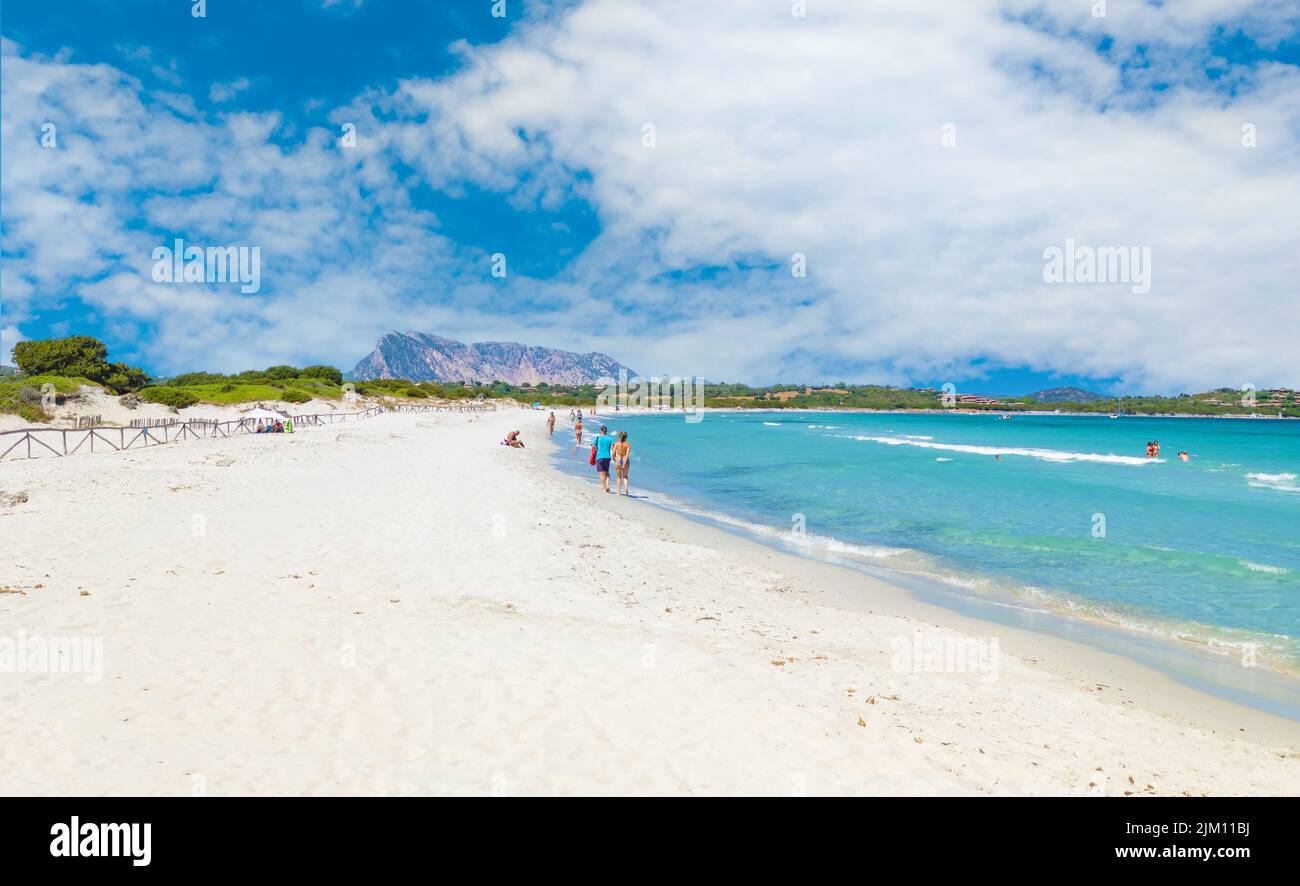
[
  {"x1": 544, "y1": 415, "x2": 1300, "y2": 742},
  {"x1": 561, "y1": 464, "x2": 1300, "y2": 719},
  {"x1": 602, "y1": 406, "x2": 1299, "y2": 420}
]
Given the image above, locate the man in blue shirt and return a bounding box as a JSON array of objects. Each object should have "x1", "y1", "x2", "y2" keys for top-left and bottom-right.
[{"x1": 592, "y1": 424, "x2": 615, "y2": 493}]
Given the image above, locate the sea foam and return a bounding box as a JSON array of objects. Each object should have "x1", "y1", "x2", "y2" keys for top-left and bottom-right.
[
  {"x1": 841, "y1": 434, "x2": 1155, "y2": 466},
  {"x1": 1246, "y1": 472, "x2": 1300, "y2": 493}
]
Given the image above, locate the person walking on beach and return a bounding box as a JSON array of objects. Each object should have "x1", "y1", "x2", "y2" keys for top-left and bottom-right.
[
  {"x1": 575, "y1": 416, "x2": 584, "y2": 446},
  {"x1": 612, "y1": 431, "x2": 631, "y2": 495},
  {"x1": 592, "y1": 424, "x2": 615, "y2": 493},
  {"x1": 547, "y1": 411, "x2": 556, "y2": 436}
]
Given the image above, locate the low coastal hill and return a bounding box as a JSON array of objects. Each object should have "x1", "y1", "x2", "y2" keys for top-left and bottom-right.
[
  {"x1": 3, "y1": 335, "x2": 1296, "y2": 424},
  {"x1": 1026, "y1": 386, "x2": 1106, "y2": 403}
]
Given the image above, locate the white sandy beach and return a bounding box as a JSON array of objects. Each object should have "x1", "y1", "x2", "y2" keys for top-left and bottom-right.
[{"x1": 1, "y1": 407, "x2": 1297, "y2": 795}]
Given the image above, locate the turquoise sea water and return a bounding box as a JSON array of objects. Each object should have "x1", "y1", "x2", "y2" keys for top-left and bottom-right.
[{"x1": 553, "y1": 410, "x2": 1300, "y2": 710}]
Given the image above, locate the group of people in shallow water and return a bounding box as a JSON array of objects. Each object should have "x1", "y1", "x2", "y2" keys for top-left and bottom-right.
[
  {"x1": 1145, "y1": 439, "x2": 1191, "y2": 461},
  {"x1": 544, "y1": 408, "x2": 632, "y2": 494}
]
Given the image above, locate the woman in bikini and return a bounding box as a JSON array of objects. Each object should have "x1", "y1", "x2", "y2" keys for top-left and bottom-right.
[{"x1": 612, "y1": 431, "x2": 631, "y2": 495}]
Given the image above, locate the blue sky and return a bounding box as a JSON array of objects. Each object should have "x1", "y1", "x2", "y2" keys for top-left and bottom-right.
[{"x1": 3, "y1": 0, "x2": 1299, "y2": 395}]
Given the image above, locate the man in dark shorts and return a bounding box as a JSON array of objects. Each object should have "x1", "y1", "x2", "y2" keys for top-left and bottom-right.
[{"x1": 592, "y1": 424, "x2": 615, "y2": 493}]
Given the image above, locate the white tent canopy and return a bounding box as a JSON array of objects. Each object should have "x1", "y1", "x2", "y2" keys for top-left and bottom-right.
[{"x1": 242, "y1": 407, "x2": 289, "y2": 421}]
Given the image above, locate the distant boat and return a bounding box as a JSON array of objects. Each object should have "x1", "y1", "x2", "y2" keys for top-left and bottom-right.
[{"x1": 999, "y1": 413, "x2": 1011, "y2": 420}]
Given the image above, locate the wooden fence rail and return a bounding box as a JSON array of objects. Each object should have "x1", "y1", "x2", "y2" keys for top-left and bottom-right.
[
  {"x1": 388, "y1": 402, "x2": 497, "y2": 414},
  {"x1": 0, "y1": 403, "x2": 414, "y2": 463}
]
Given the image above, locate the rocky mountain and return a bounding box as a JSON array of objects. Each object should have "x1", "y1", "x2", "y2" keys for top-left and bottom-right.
[
  {"x1": 1026, "y1": 386, "x2": 1106, "y2": 403},
  {"x1": 348, "y1": 332, "x2": 636, "y2": 385}
]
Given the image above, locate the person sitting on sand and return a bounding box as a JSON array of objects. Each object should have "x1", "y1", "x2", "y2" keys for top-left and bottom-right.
[
  {"x1": 503, "y1": 430, "x2": 525, "y2": 448},
  {"x1": 612, "y1": 431, "x2": 631, "y2": 495}
]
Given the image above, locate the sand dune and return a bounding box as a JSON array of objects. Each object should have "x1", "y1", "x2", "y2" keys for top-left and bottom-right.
[{"x1": 0, "y1": 409, "x2": 1296, "y2": 795}]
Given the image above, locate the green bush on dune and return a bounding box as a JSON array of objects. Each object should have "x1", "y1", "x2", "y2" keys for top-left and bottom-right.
[
  {"x1": 170, "y1": 371, "x2": 229, "y2": 387},
  {"x1": 11, "y1": 336, "x2": 150, "y2": 394},
  {"x1": 299, "y1": 365, "x2": 344, "y2": 385},
  {"x1": 139, "y1": 386, "x2": 200, "y2": 409},
  {"x1": 0, "y1": 374, "x2": 109, "y2": 424},
  {"x1": 179, "y1": 382, "x2": 287, "y2": 403},
  {"x1": 0, "y1": 343, "x2": 357, "y2": 420},
  {"x1": 0, "y1": 386, "x2": 50, "y2": 423},
  {"x1": 152, "y1": 364, "x2": 348, "y2": 406}
]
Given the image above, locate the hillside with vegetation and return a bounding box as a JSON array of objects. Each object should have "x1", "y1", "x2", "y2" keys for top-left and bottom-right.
[
  {"x1": 0, "y1": 336, "x2": 508, "y2": 423},
  {"x1": 3, "y1": 336, "x2": 1296, "y2": 422}
]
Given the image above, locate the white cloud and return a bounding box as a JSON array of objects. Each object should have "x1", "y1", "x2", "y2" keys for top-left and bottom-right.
[
  {"x1": 209, "y1": 77, "x2": 251, "y2": 103},
  {"x1": 1, "y1": 37, "x2": 478, "y2": 374},
  {"x1": 0, "y1": 325, "x2": 25, "y2": 365},
  {"x1": 4, "y1": 2, "x2": 1300, "y2": 391},
  {"x1": 346, "y1": 0, "x2": 1300, "y2": 390}
]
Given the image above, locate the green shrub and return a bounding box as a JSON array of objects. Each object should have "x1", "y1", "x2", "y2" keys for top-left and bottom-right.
[
  {"x1": 404, "y1": 387, "x2": 428, "y2": 398},
  {"x1": 281, "y1": 389, "x2": 312, "y2": 404},
  {"x1": 171, "y1": 371, "x2": 228, "y2": 387},
  {"x1": 265, "y1": 365, "x2": 299, "y2": 380},
  {"x1": 353, "y1": 378, "x2": 416, "y2": 397},
  {"x1": 13, "y1": 336, "x2": 108, "y2": 378},
  {"x1": 101, "y1": 364, "x2": 151, "y2": 393},
  {"x1": 17, "y1": 401, "x2": 49, "y2": 423},
  {"x1": 140, "y1": 386, "x2": 199, "y2": 409},
  {"x1": 12, "y1": 336, "x2": 150, "y2": 393},
  {"x1": 0, "y1": 385, "x2": 50, "y2": 423},
  {"x1": 299, "y1": 365, "x2": 343, "y2": 385}
]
